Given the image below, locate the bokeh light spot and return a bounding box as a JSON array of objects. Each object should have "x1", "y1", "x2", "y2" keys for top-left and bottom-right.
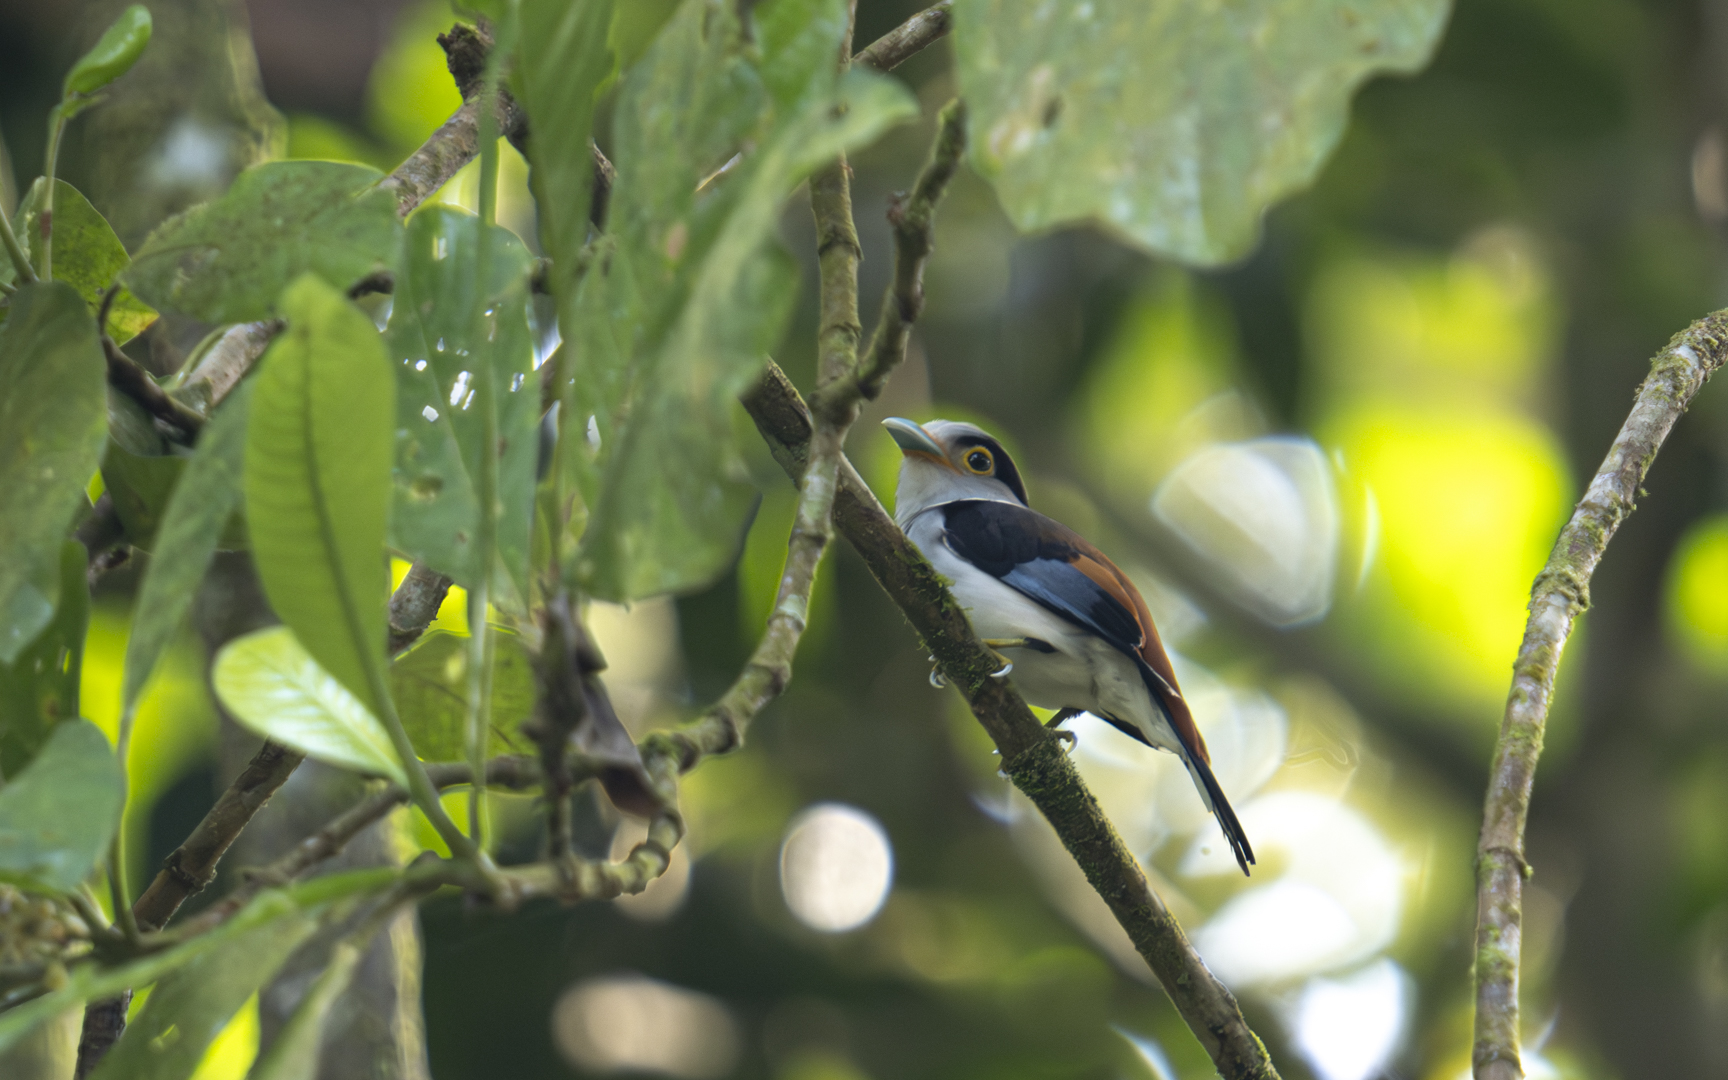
[
  {"x1": 1153, "y1": 437, "x2": 1339, "y2": 626},
  {"x1": 780, "y1": 804, "x2": 894, "y2": 933},
  {"x1": 1287, "y1": 959, "x2": 1410, "y2": 1080},
  {"x1": 1665, "y1": 514, "x2": 1728, "y2": 673},
  {"x1": 552, "y1": 974, "x2": 739, "y2": 1079}
]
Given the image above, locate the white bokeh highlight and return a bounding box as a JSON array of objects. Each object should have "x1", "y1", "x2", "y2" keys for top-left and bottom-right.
[
  {"x1": 1287, "y1": 958, "x2": 1411, "y2": 1080},
  {"x1": 1185, "y1": 791, "x2": 1403, "y2": 986},
  {"x1": 779, "y1": 803, "x2": 894, "y2": 933},
  {"x1": 1152, "y1": 436, "x2": 1340, "y2": 626},
  {"x1": 551, "y1": 974, "x2": 739, "y2": 1079}
]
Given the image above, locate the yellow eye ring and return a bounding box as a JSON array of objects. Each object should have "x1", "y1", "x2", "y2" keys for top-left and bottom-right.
[{"x1": 964, "y1": 448, "x2": 993, "y2": 474}]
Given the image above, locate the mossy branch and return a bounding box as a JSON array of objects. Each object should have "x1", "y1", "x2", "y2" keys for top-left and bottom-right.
[
  {"x1": 738, "y1": 361, "x2": 1280, "y2": 1080},
  {"x1": 1473, "y1": 310, "x2": 1728, "y2": 1080}
]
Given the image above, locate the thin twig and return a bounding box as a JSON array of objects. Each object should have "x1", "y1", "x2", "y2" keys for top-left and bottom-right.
[
  {"x1": 854, "y1": 1, "x2": 954, "y2": 72},
  {"x1": 651, "y1": 3, "x2": 864, "y2": 770},
  {"x1": 527, "y1": 591, "x2": 590, "y2": 858},
  {"x1": 739, "y1": 361, "x2": 1280, "y2": 1080},
  {"x1": 97, "y1": 286, "x2": 205, "y2": 443},
  {"x1": 1472, "y1": 310, "x2": 1728, "y2": 1080},
  {"x1": 130, "y1": 741, "x2": 304, "y2": 932},
  {"x1": 387, "y1": 561, "x2": 453, "y2": 655},
  {"x1": 850, "y1": 99, "x2": 966, "y2": 403}
]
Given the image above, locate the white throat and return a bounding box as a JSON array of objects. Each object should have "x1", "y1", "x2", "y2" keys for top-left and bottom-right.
[{"x1": 892, "y1": 457, "x2": 1022, "y2": 532}]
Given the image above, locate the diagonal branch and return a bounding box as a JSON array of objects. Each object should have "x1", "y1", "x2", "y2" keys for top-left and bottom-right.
[
  {"x1": 854, "y1": 1, "x2": 954, "y2": 72},
  {"x1": 1473, "y1": 310, "x2": 1728, "y2": 1080},
  {"x1": 740, "y1": 361, "x2": 1279, "y2": 1080}
]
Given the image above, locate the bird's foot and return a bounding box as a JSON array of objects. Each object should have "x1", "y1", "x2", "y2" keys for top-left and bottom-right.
[{"x1": 1045, "y1": 708, "x2": 1083, "y2": 750}]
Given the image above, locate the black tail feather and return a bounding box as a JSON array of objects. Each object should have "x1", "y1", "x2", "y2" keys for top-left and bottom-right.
[{"x1": 1188, "y1": 750, "x2": 1254, "y2": 875}]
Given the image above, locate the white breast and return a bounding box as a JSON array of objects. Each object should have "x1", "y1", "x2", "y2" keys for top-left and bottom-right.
[{"x1": 901, "y1": 508, "x2": 1181, "y2": 756}]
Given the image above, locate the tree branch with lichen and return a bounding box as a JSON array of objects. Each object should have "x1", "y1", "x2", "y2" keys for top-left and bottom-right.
[
  {"x1": 1473, "y1": 310, "x2": 1728, "y2": 1080},
  {"x1": 739, "y1": 365, "x2": 1280, "y2": 1080}
]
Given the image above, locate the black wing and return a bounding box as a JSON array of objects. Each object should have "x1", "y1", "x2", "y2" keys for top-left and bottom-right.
[{"x1": 941, "y1": 499, "x2": 1143, "y2": 656}]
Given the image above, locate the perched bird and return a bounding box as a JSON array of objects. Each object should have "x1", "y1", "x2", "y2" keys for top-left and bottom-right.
[{"x1": 884, "y1": 417, "x2": 1254, "y2": 875}]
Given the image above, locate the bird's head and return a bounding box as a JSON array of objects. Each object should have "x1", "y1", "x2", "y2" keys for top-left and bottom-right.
[{"x1": 883, "y1": 417, "x2": 1028, "y2": 526}]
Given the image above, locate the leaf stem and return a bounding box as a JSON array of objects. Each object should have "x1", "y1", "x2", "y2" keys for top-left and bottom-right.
[
  {"x1": 107, "y1": 707, "x2": 142, "y2": 945},
  {"x1": 0, "y1": 124, "x2": 36, "y2": 284},
  {"x1": 39, "y1": 105, "x2": 66, "y2": 280}
]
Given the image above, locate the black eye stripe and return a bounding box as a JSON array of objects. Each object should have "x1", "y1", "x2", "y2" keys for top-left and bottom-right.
[{"x1": 952, "y1": 432, "x2": 1029, "y2": 506}]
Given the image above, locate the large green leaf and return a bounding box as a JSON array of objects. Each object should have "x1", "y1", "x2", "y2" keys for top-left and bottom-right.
[
  {"x1": 386, "y1": 208, "x2": 539, "y2": 610},
  {"x1": 0, "y1": 870, "x2": 394, "y2": 1059},
  {"x1": 123, "y1": 381, "x2": 253, "y2": 714},
  {"x1": 516, "y1": 0, "x2": 614, "y2": 304},
  {"x1": 89, "y1": 905, "x2": 316, "y2": 1080},
  {"x1": 246, "y1": 274, "x2": 394, "y2": 716},
  {"x1": 123, "y1": 161, "x2": 401, "y2": 324},
  {"x1": 0, "y1": 542, "x2": 89, "y2": 779},
  {"x1": 0, "y1": 719, "x2": 123, "y2": 894},
  {"x1": 243, "y1": 940, "x2": 362, "y2": 1080},
  {"x1": 390, "y1": 630, "x2": 533, "y2": 761},
  {"x1": 0, "y1": 179, "x2": 156, "y2": 343},
  {"x1": 952, "y1": 0, "x2": 1451, "y2": 264},
  {"x1": 213, "y1": 626, "x2": 407, "y2": 787},
  {"x1": 0, "y1": 281, "x2": 107, "y2": 664},
  {"x1": 567, "y1": 0, "x2": 916, "y2": 600}
]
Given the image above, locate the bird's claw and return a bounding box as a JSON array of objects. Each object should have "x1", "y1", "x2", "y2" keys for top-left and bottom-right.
[
  {"x1": 928, "y1": 659, "x2": 949, "y2": 689},
  {"x1": 989, "y1": 660, "x2": 1013, "y2": 679},
  {"x1": 1051, "y1": 728, "x2": 1077, "y2": 750}
]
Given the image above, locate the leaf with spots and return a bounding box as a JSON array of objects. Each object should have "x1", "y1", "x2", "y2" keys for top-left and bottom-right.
[{"x1": 952, "y1": 0, "x2": 1450, "y2": 264}]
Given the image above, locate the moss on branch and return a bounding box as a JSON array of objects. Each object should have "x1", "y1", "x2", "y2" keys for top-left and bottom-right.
[{"x1": 1473, "y1": 309, "x2": 1728, "y2": 1079}]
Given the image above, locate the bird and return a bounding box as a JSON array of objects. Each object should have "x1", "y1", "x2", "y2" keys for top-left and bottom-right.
[{"x1": 883, "y1": 416, "x2": 1254, "y2": 875}]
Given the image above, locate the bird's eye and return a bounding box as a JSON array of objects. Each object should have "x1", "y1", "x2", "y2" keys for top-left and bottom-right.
[{"x1": 965, "y1": 448, "x2": 993, "y2": 474}]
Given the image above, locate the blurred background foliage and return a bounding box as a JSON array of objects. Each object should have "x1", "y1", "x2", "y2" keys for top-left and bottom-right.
[{"x1": 4, "y1": 0, "x2": 1728, "y2": 1077}]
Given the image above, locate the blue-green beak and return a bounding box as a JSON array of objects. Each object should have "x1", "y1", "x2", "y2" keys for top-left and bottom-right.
[{"x1": 882, "y1": 417, "x2": 944, "y2": 458}]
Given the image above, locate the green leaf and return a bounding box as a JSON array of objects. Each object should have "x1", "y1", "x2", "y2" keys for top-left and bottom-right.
[
  {"x1": 951, "y1": 0, "x2": 1450, "y2": 265},
  {"x1": 0, "y1": 281, "x2": 107, "y2": 664},
  {"x1": 63, "y1": 4, "x2": 152, "y2": 98},
  {"x1": 123, "y1": 162, "x2": 401, "y2": 324},
  {"x1": 0, "y1": 719, "x2": 123, "y2": 893},
  {"x1": 212, "y1": 626, "x2": 408, "y2": 787},
  {"x1": 0, "y1": 871, "x2": 394, "y2": 1059},
  {"x1": 99, "y1": 441, "x2": 183, "y2": 550},
  {"x1": 0, "y1": 542, "x2": 89, "y2": 779},
  {"x1": 0, "y1": 180, "x2": 156, "y2": 344},
  {"x1": 517, "y1": 0, "x2": 614, "y2": 305},
  {"x1": 243, "y1": 940, "x2": 362, "y2": 1080},
  {"x1": 90, "y1": 907, "x2": 316, "y2": 1080},
  {"x1": 386, "y1": 208, "x2": 538, "y2": 610},
  {"x1": 246, "y1": 274, "x2": 394, "y2": 716},
  {"x1": 123, "y1": 382, "x2": 253, "y2": 714},
  {"x1": 567, "y1": 0, "x2": 916, "y2": 600},
  {"x1": 390, "y1": 630, "x2": 533, "y2": 761}
]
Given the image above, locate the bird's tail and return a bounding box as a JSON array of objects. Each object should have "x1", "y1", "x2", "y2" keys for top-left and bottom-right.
[{"x1": 1183, "y1": 750, "x2": 1254, "y2": 876}]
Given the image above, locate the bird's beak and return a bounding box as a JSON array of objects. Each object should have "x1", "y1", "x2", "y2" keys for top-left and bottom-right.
[{"x1": 882, "y1": 417, "x2": 945, "y2": 459}]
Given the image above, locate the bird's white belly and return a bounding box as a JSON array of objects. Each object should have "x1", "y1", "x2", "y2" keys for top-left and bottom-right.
[{"x1": 907, "y1": 512, "x2": 1178, "y2": 754}]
